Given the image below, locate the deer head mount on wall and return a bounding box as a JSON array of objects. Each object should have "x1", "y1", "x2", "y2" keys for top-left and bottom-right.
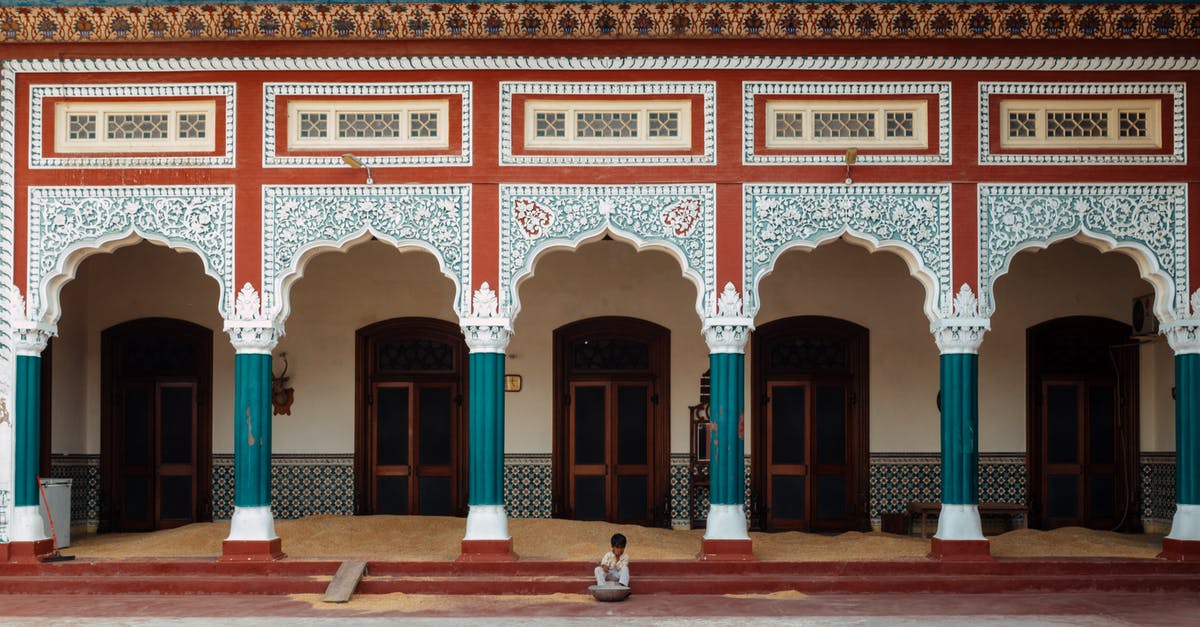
[{"x1": 272, "y1": 352, "x2": 295, "y2": 416}]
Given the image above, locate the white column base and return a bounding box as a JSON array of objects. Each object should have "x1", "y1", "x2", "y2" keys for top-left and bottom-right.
[
  {"x1": 225, "y1": 505, "x2": 278, "y2": 542},
  {"x1": 463, "y1": 504, "x2": 511, "y2": 541},
  {"x1": 933, "y1": 504, "x2": 986, "y2": 541},
  {"x1": 9, "y1": 505, "x2": 48, "y2": 542},
  {"x1": 1166, "y1": 503, "x2": 1200, "y2": 541},
  {"x1": 703, "y1": 504, "x2": 750, "y2": 540}
]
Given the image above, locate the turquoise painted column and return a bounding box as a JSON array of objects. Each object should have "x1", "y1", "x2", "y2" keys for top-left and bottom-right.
[
  {"x1": 460, "y1": 312, "x2": 513, "y2": 549},
  {"x1": 222, "y1": 319, "x2": 282, "y2": 556},
  {"x1": 8, "y1": 323, "x2": 54, "y2": 545},
  {"x1": 931, "y1": 285, "x2": 989, "y2": 547},
  {"x1": 1164, "y1": 319, "x2": 1200, "y2": 552},
  {"x1": 701, "y1": 284, "x2": 753, "y2": 549}
]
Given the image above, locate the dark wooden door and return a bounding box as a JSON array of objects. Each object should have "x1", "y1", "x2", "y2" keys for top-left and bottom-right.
[
  {"x1": 1028, "y1": 316, "x2": 1138, "y2": 531},
  {"x1": 102, "y1": 318, "x2": 212, "y2": 533},
  {"x1": 1040, "y1": 379, "x2": 1120, "y2": 529},
  {"x1": 568, "y1": 380, "x2": 654, "y2": 523},
  {"x1": 764, "y1": 378, "x2": 853, "y2": 530},
  {"x1": 357, "y1": 318, "x2": 465, "y2": 516},
  {"x1": 753, "y1": 316, "x2": 868, "y2": 532},
  {"x1": 554, "y1": 317, "x2": 669, "y2": 526}
]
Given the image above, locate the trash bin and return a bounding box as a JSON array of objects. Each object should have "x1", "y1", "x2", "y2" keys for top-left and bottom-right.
[{"x1": 38, "y1": 478, "x2": 72, "y2": 548}]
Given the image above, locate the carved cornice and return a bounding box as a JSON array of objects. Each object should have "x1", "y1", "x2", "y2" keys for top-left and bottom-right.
[
  {"x1": 224, "y1": 320, "x2": 283, "y2": 354},
  {"x1": 460, "y1": 318, "x2": 512, "y2": 354},
  {"x1": 1, "y1": 4, "x2": 1197, "y2": 43}
]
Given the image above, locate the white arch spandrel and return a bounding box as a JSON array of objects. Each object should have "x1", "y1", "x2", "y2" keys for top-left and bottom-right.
[
  {"x1": 499, "y1": 184, "x2": 715, "y2": 322},
  {"x1": 979, "y1": 184, "x2": 1186, "y2": 322},
  {"x1": 263, "y1": 185, "x2": 472, "y2": 324},
  {"x1": 743, "y1": 184, "x2": 952, "y2": 323},
  {"x1": 26, "y1": 186, "x2": 235, "y2": 323}
]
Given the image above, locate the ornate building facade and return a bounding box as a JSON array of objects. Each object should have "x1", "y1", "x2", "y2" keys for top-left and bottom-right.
[{"x1": 1, "y1": 1, "x2": 1198, "y2": 562}]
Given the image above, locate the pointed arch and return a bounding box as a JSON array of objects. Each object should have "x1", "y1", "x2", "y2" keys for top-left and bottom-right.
[
  {"x1": 27, "y1": 186, "x2": 235, "y2": 323},
  {"x1": 979, "y1": 184, "x2": 1186, "y2": 322},
  {"x1": 743, "y1": 184, "x2": 951, "y2": 323},
  {"x1": 262, "y1": 185, "x2": 472, "y2": 324},
  {"x1": 499, "y1": 184, "x2": 715, "y2": 322}
]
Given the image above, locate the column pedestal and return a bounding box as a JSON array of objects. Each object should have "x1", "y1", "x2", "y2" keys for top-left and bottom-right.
[
  {"x1": 930, "y1": 538, "x2": 991, "y2": 561},
  {"x1": 220, "y1": 539, "x2": 285, "y2": 562},
  {"x1": 1, "y1": 539, "x2": 54, "y2": 563}
]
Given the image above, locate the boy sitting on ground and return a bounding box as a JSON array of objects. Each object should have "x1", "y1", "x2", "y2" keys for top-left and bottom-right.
[{"x1": 594, "y1": 533, "x2": 630, "y2": 587}]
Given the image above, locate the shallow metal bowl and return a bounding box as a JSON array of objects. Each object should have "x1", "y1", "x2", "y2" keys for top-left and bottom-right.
[{"x1": 589, "y1": 583, "x2": 631, "y2": 602}]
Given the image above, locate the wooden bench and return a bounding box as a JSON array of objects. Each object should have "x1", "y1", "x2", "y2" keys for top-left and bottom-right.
[{"x1": 905, "y1": 501, "x2": 1028, "y2": 538}]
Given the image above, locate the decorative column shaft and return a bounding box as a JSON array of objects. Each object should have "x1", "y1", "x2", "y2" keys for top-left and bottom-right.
[
  {"x1": 1163, "y1": 318, "x2": 1200, "y2": 551},
  {"x1": 9, "y1": 323, "x2": 54, "y2": 545},
  {"x1": 701, "y1": 317, "x2": 752, "y2": 543},
  {"x1": 460, "y1": 318, "x2": 512, "y2": 544},
  {"x1": 929, "y1": 285, "x2": 989, "y2": 556},
  {"x1": 222, "y1": 319, "x2": 283, "y2": 560}
]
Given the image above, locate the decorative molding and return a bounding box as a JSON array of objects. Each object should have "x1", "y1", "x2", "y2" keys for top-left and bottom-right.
[
  {"x1": 223, "y1": 320, "x2": 283, "y2": 354},
  {"x1": 715, "y1": 282, "x2": 743, "y2": 318},
  {"x1": 931, "y1": 284, "x2": 990, "y2": 354},
  {"x1": 234, "y1": 283, "x2": 262, "y2": 320},
  {"x1": 978, "y1": 82, "x2": 1187, "y2": 165},
  {"x1": 499, "y1": 81, "x2": 716, "y2": 166},
  {"x1": 702, "y1": 319, "x2": 752, "y2": 355},
  {"x1": 11, "y1": 321, "x2": 56, "y2": 357},
  {"x1": 743, "y1": 183, "x2": 951, "y2": 321},
  {"x1": 6, "y1": 57, "x2": 1200, "y2": 77},
  {"x1": 977, "y1": 183, "x2": 1187, "y2": 319},
  {"x1": 1163, "y1": 290, "x2": 1200, "y2": 354},
  {"x1": 460, "y1": 319, "x2": 513, "y2": 354},
  {"x1": 742, "y1": 82, "x2": 951, "y2": 165},
  {"x1": 472, "y1": 282, "x2": 500, "y2": 318},
  {"x1": 28, "y1": 83, "x2": 236, "y2": 169},
  {"x1": 27, "y1": 185, "x2": 236, "y2": 321},
  {"x1": 2, "y1": 4, "x2": 1199, "y2": 42},
  {"x1": 499, "y1": 184, "x2": 715, "y2": 321},
  {"x1": 262, "y1": 184, "x2": 472, "y2": 321},
  {"x1": 262, "y1": 81, "x2": 471, "y2": 168}
]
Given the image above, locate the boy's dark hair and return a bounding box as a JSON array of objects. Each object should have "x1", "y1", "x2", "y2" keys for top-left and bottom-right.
[{"x1": 610, "y1": 533, "x2": 627, "y2": 548}]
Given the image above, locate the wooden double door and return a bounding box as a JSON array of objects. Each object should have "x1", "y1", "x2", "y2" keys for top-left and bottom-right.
[
  {"x1": 1028, "y1": 317, "x2": 1139, "y2": 531},
  {"x1": 554, "y1": 317, "x2": 670, "y2": 526},
  {"x1": 101, "y1": 318, "x2": 212, "y2": 532},
  {"x1": 753, "y1": 317, "x2": 869, "y2": 532},
  {"x1": 356, "y1": 318, "x2": 467, "y2": 516}
]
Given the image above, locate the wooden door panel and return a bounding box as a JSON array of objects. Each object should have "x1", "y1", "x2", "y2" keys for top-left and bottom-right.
[
  {"x1": 766, "y1": 382, "x2": 809, "y2": 529},
  {"x1": 613, "y1": 383, "x2": 652, "y2": 524},
  {"x1": 569, "y1": 383, "x2": 609, "y2": 520},
  {"x1": 156, "y1": 382, "x2": 196, "y2": 528},
  {"x1": 372, "y1": 383, "x2": 412, "y2": 515},
  {"x1": 811, "y1": 383, "x2": 852, "y2": 529},
  {"x1": 414, "y1": 384, "x2": 455, "y2": 516},
  {"x1": 117, "y1": 382, "x2": 154, "y2": 531}
]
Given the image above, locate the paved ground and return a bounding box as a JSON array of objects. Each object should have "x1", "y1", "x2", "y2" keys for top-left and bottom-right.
[{"x1": 1, "y1": 590, "x2": 1198, "y2": 626}]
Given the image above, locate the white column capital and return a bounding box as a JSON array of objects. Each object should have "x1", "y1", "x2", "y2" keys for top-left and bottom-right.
[
  {"x1": 931, "y1": 317, "x2": 989, "y2": 355},
  {"x1": 1163, "y1": 319, "x2": 1200, "y2": 355},
  {"x1": 702, "y1": 317, "x2": 753, "y2": 354},
  {"x1": 12, "y1": 320, "x2": 56, "y2": 357},
  {"x1": 460, "y1": 317, "x2": 512, "y2": 354},
  {"x1": 223, "y1": 320, "x2": 283, "y2": 354}
]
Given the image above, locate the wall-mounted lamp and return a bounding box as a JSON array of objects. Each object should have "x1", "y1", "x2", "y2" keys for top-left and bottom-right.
[
  {"x1": 341, "y1": 153, "x2": 374, "y2": 185},
  {"x1": 272, "y1": 352, "x2": 295, "y2": 416},
  {"x1": 844, "y1": 148, "x2": 858, "y2": 186}
]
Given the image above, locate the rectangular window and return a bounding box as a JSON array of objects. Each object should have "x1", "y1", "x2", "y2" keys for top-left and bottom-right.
[
  {"x1": 523, "y1": 99, "x2": 691, "y2": 150},
  {"x1": 54, "y1": 101, "x2": 216, "y2": 154},
  {"x1": 998, "y1": 99, "x2": 1161, "y2": 148},
  {"x1": 765, "y1": 100, "x2": 928, "y2": 149},
  {"x1": 286, "y1": 100, "x2": 450, "y2": 150}
]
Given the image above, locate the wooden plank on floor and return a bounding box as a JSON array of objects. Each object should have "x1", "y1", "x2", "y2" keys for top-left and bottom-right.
[{"x1": 322, "y1": 560, "x2": 367, "y2": 603}]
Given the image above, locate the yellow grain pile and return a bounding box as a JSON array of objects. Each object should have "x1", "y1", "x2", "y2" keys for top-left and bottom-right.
[{"x1": 66, "y1": 515, "x2": 1163, "y2": 561}]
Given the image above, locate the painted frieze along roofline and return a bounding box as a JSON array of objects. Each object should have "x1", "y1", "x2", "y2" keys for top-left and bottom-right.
[
  {"x1": 25, "y1": 185, "x2": 236, "y2": 324},
  {"x1": 262, "y1": 184, "x2": 472, "y2": 323},
  {"x1": 261, "y1": 81, "x2": 472, "y2": 168},
  {"x1": 742, "y1": 81, "x2": 952, "y2": 166},
  {"x1": 1, "y1": 3, "x2": 1198, "y2": 42},
  {"x1": 978, "y1": 81, "x2": 1187, "y2": 166},
  {"x1": 499, "y1": 184, "x2": 715, "y2": 322},
  {"x1": 977, "y1": 183, "x2": 1187, "y2": 323},
  {"x1": 742, "y1": 183, "x2": 952, "y2": 324},
  {"x1": 5, "y1": 56, "x2": 1200, "y2": 76}
]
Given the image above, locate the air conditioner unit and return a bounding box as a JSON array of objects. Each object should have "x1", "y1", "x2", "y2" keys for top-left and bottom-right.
[{"x1": 1131, "y1": 293, "x2": 1158, "y2": 336}]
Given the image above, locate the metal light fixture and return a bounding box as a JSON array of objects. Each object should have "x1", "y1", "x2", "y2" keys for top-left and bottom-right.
[
  {"x1": 844, "y1": 148, "x2": 858, "y2": 186},
  {"x1": 341, "y1": 153, "x2": 374, "y2": 185}
]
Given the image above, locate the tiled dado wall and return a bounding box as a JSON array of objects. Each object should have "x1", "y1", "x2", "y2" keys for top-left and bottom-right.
[{"x1": 46, "y1": 452, "x2": 1178, "y2": 533}]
